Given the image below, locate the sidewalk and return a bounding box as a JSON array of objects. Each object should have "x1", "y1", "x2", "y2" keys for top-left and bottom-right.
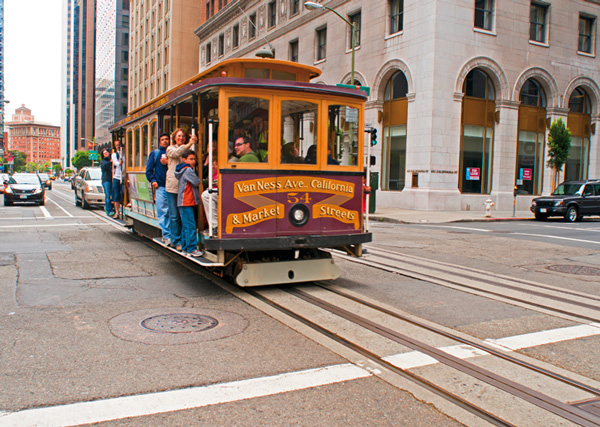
[{"x1": 368, "y1": 206, "x2": 534, "y2": 224}]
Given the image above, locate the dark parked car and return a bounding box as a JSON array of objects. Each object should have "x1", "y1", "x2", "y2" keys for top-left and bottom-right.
[
  {"x1": 37, "y1": 172, "x2": 52, "y2": 190},
  {"x1": 530, "y1": 180, "x2": 600, "y2": 222},
  {"x1": 3, "y1": 173, "x2": 45, "y2": 206}
]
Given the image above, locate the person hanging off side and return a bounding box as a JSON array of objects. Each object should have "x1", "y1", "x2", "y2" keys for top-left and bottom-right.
[{"x1": 174, "y1": 149, "x2": 203, "y2": 258}]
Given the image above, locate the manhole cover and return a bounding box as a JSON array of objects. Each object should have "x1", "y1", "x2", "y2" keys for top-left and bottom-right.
[
  {"x1": 109, "y1": 307, "x2": 248, "y2": 345},
  {"x1": 546, "y1": 265, "x2": 600, "y2": 276},
  {"x1": 140, "y1": 313, "x2": 218, "y2": 333}
]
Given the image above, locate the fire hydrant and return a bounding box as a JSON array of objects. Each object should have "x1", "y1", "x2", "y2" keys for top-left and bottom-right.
[{"x1": 483, "y1": 198, "x2": 494, "y2": 217}]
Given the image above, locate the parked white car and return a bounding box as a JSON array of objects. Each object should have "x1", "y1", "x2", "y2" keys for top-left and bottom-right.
[{"x1": 73, "y1": 167, "x2": 104, "y2": 209}]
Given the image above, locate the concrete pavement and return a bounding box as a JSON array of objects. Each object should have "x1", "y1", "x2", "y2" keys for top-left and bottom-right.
[{"x1": 368, "y1": 206, "x2": 534, "y2": 224}]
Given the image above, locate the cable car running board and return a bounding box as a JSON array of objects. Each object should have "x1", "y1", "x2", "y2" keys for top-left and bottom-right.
[{"x1": 152, "y1": 238, "x2": 225, "y2": 267}]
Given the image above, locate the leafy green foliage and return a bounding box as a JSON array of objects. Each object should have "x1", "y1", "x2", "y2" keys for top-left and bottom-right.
[
  {"x1": 547, "y1": 118, "x2": 571, "y2": 172},
  {"x1": 72, "y1": 151, "x2": 93, "y2": 170}
]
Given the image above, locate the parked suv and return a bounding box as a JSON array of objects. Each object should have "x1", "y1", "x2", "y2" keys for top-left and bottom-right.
[
  {"x1": 530, "y1": 180, "x2": 600, "y2": 222},
  {"x1": 73, "y1": 167, "x2": 104, "y2": 209}
]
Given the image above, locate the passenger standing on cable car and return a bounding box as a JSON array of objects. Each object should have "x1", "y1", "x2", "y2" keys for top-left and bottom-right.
[
  {"x1": 146, "y1": 133, "x2": 171, "y2": 245},
  {"x1": 166, "y1": 128, "x2": 197, "y2": 251},
  {"x1": 100, "y1": 149, "x2": 113, "y2": 217},
  {"x1": 111, "y1": 140, "x2": 124, "y2": 218}
]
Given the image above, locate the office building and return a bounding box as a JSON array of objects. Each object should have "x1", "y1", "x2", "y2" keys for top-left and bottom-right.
[
  {"x1": 128, "y1": 0, "x2": 203, "y2": 112},
  {"x1": 194, "y1": 0, "x2": 600, "y2": 211},
  {"x1": 8, "y1": 105, "x2": 61, "y2": 164},
  {"x1": 95, "y1": 0, "x2": 129, "y2": 149}
]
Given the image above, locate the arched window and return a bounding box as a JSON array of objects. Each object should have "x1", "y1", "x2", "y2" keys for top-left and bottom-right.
[
  {"x1": 382, "y1": 71, "x2": 408, "y2": 191},
  {"x1": 459, "y1": 69, "x2": 495, "y2": 194},
  {"x1": 516, "y1": 78, "x2": 546, "y2": 195},
  {"x1": 566, "y1": 87, "x2": 592, "y2": 180}
]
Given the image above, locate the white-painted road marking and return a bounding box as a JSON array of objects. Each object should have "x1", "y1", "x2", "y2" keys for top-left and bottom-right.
[
  {"x1": 384, "y1": 323, "x2": 600, "y2": 370},
  {"x1": 0, "y1": 222, "x2": 108, "y2": 229},
  {"x1": 485, "y1": 322, "x2": 600, "y2": 351},
  {"x1": 46, "y1": 196, "x2": 74, "y2": 217},
  {"x1": 0, "y1": 364, "x2": 371, "y2": 427},
  {"x1": 513, "y1": 232, "x2": 600, "y2": 245},
  {"x1": 39, "y1": 205, "x2": 51, "y2": 218}
]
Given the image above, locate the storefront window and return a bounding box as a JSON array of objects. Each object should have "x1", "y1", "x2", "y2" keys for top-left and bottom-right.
[
  {"x1": 382, "y1": 71, "x2": 408, "y2": 190},
  {"x1": 460, "y1": 69, "x2": 495, "y2": 194},
  {"x1": 516, "y1": 79, "x2": 546, "y2": 195},
  {"x1": 566, "y1": 87, "x2": 591, "y2": 181}
]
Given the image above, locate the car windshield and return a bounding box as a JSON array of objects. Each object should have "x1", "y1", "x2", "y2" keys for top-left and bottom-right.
[
  {"x1": 38, "y1": 173, "x2": 49, "y2": 180},
  {"x1": 87, "y1": 169, "x2": 102, "y2": 180},
  {"x1": 551, "y1": 183, "x2": 583, "y2": 196},
  {"x1": 11, "y1": 174, "x2": 41, "y2": 185}
]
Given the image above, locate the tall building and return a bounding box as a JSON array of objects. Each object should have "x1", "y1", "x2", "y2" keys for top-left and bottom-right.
[
  {"x1": 194, "y1": 0, "x2": 600, "y2": 211},
  {"x1": 128, "y1": 0, "x2": 203, "y2": 112},
  {"x1": 95, "y1": 0, "x2": 129, "y2": 149},
  {"x1": 0, "y1": 0, "x2": 6, "y2": 156},
  {"x1": 7, "y1": 105, "x2": 61, "y2": 164},
  {"x1": 61, "y1": 0, "x2": 96, "y2": 168}
]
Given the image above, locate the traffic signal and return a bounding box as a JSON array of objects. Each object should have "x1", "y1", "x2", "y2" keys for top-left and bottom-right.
[{"x1": 370, "y1": 128, "x2": 378, "y2": 146}]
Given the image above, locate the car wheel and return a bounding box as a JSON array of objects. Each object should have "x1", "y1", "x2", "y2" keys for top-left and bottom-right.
[
  {"x1": 74, "y1": 191, "x2": 81, "y2": 207},
  {"x1": 4, "y1": 199, "x2": 12, "y2": 206},
  {"x1": 565, "y1": 206, "x2": 579, "y2": 222},
  {"x1": 534, "y1": 213, "x2": 547, "y2": 221},
  {"x1": 39, "y1": 199, "x2": 45, "y2": 206}
]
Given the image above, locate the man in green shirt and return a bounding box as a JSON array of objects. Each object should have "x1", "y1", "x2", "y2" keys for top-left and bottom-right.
[{"x1": 234, "y1": 136, "x2": 259, "y2": 162}]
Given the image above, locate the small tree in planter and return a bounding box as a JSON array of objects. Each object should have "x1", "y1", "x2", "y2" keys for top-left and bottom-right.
[{"x1": 547, "y1": 118, "x2": 571, "y2": 190}]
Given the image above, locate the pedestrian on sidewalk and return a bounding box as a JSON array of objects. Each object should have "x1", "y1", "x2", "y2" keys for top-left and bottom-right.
[
  {"x1": 174, "y1": 149, "x2": 203, "y2": 257},
  {"x1": 146, "y1": 133, "x2": 171, "y2": 245}
]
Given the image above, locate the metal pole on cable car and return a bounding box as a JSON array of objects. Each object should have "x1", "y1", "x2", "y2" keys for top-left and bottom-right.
[{"x1": 207, "y1": 119, "x2": 215, "y2": 237}]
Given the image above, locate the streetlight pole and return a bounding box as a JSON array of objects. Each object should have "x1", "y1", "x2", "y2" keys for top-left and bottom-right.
[
  {"x1": 81, "y1": 138, "x2": 98, "y2": 166},
  {"x1": 304, "y1": 1, "x2": 355, "y2": 86}
]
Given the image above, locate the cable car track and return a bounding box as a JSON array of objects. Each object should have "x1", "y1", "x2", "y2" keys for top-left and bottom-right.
[
  {"x1": 246, "y1": 284, "x2": 600, "y2": 426},
  {"x1": 331, "y1": 245, "x2": 600, "y2": 324}
]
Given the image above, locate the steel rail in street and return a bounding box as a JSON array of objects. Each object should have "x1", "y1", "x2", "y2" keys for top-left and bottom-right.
[{"x1": 284, "y1": 287, "x2": 600, "y2": 427}]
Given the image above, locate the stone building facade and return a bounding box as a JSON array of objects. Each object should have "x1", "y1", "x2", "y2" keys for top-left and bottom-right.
[
  {"x1": 7, "y1": 105, "x2": 61, "y2": 164},
  {"x1": 194, "y1": 0, "x2": 600, "y2": 211},
  {"x1": 127, "y1": 0, "x2": 203, "y2": 112}
]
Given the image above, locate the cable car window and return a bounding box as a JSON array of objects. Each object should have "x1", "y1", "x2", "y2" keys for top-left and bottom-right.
[
  {"x1": 328, "y1": 105, "x2": 359, "y2": 166},
  {"x1": 272, "y1": 70, "x2": 296, "y2": 81},
  {"x1": 280, "y1": 100, "x2": 318, "y2": 164},
  {"x1": 228, "y1": 96, "x2": 270, "y2": 163}
]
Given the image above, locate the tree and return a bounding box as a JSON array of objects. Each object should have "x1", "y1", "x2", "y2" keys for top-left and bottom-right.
[
  {"x1": 9, "y1": 150, "x2": 27, "y2": 172},
  {"x1": 52, "y1": 163, "x2": 63, "y2": 176},
  {"x1": 72, "y1": 151, "x2": 93, "y2": 170},
  {"x1": 25, "y1": 162, "x2": 41, "y2": 173},
  {"x1": 546, "y1": 118, "x2": 571, "y2": 190}
]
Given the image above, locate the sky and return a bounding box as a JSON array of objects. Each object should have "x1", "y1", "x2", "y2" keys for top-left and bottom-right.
[{"x1": 4, "y1": 0, "x2": 62, "y2": 126}]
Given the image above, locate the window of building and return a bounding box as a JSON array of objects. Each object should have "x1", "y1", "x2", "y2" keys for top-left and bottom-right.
[
  {"x1": 349, "y1": 11, "x2": 361, "y2": 48},
  {"x1": 218, "y1": 34, "x2": 224, "y2": 57},
  {"x1": 316, "y1": 27, "x2": 327, "y2": 61},
  {"x1": 517, "y1": 78, "x2": 546, "y2": 195},
  {"x1": 249, "y1": 13, "x2": 257, "y2": 39},
  {"x1": 578, "y1": 14, "x2": 595, "y2": 54},
  {"x1": 289, "y1": 39, "x2": 299, "y2": 62},
  {"x1": 390, "y1": 0, "x2": 403, "y2": 34},
  {"x1": 382, "y1": 71, "x2": 408, "y2": 191},
  {"x1": 530, "y1": 2, "x2": 549, "y2": 43},
  {"x1": 290, "y1": 0, "x2": 300, "y2": 16},
  {"x1": 268, "y1": 1, "x2": 276, "y2": 28},
  {"x1": 233, "y1": 24, "x2": 239, "y2": 49},
  {"x1": 566, "y1": 87, "x2": 591, "y2": 180},
  {"x1": 460, "y1": 69, "x2": 495, "y2": 195},
  {"x1": 206, "y1": 42, "x2": 212, "y2": 64},
  {"x1": 474, "y1": 0, "x2": 493, "y2": 31}
]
